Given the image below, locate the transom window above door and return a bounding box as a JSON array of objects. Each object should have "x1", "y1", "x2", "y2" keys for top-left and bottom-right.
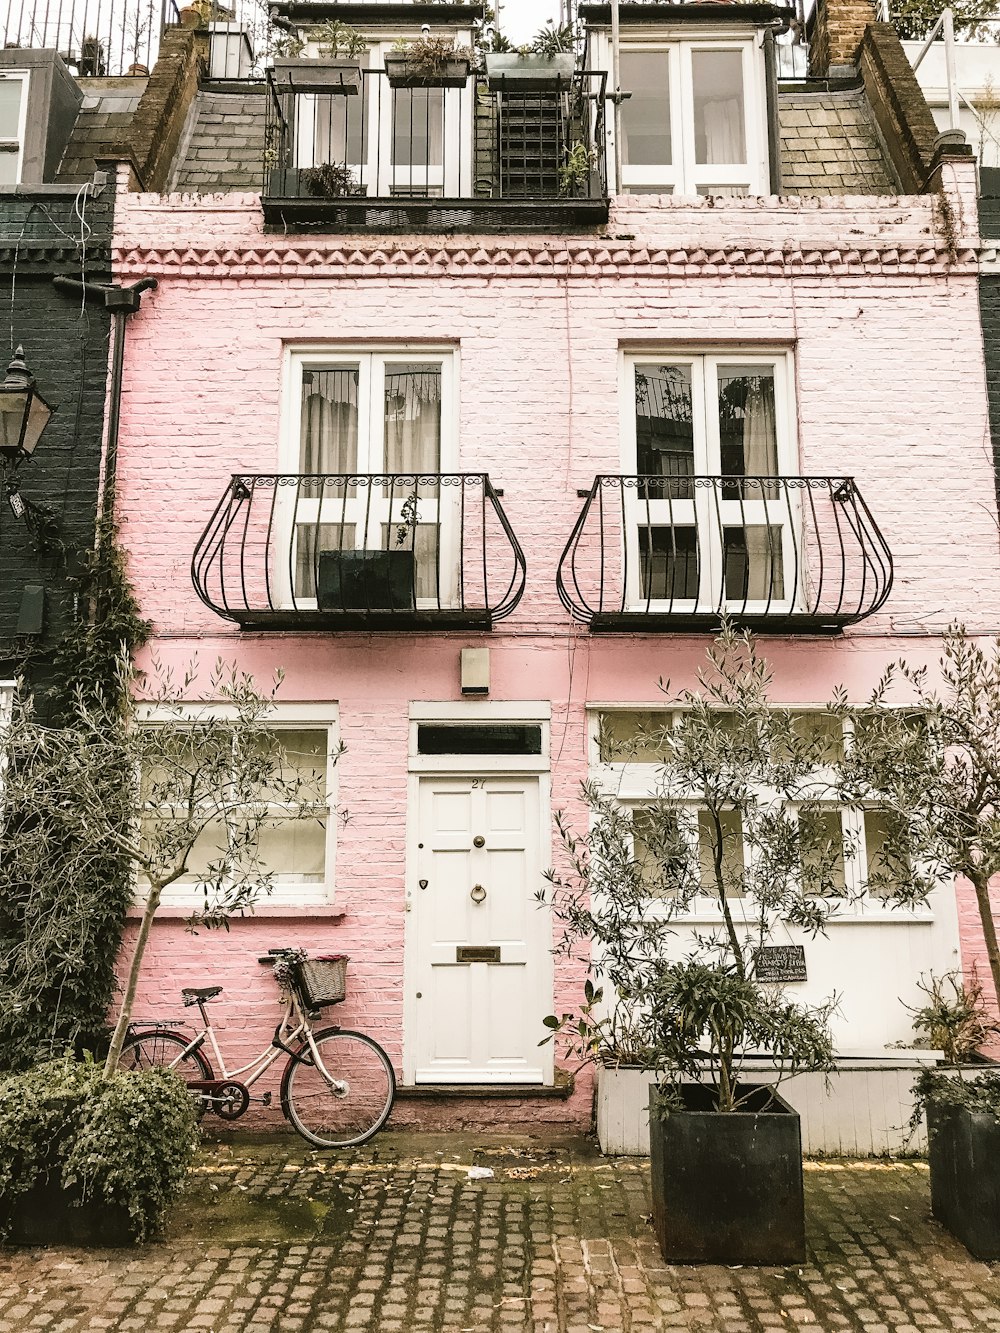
[
  {"x1": 625, "y1": 352, "x2": 795, "y2": 614},
  {"x1": 618, "y1": 41, "x2": 767, "y2": 196}
]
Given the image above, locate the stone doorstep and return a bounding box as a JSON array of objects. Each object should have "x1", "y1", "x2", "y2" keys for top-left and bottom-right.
[{"x1": 396, "y1": 1071, "x2": 574, "y2": 1100}]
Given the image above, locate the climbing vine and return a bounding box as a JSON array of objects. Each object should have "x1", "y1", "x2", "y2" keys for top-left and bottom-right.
[{"x1": 0, "y1": 521, "x2": 150, "y2": 1072}]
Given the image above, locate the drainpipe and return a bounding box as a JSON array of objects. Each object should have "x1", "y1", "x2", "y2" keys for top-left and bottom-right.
[
  {"x1": 611, "y1": 0, "x2": 622, "y2": 195},
  {"x1": 52, "y1": 276, "x2": 158, "y2": 525},
  {"x1": 943, "y1": 7, "x2": 960, "y2": 132}
]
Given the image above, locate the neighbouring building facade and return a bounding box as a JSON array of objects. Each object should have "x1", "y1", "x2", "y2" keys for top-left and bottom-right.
[{"x1": 12, "y1": 0, "x2": 998, "y2": 1128}]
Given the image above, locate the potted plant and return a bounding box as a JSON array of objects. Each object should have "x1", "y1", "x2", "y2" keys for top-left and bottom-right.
[
  {"x1": 0, "y1": 1057, "x2": 198, "y2": 1246},
  {"x1": 486, "y1": 22, "x2": 577, "y2": 91},
  {"x1": 542, "y1": 623, "x2": 933, "y2": 1264},
  {"x1": 301, "y1": 162, "x2": 363, "y2": 200},
  {"x1": 912, "y1": 1071, "x2": 1000, "y2": 1259},
  {"x1": 842, "y1": 628, "x2": 1000, "y2": 1256},
  {"x1": 559, "y1": 142, "x2": 598, "y2": 198},
  {"x1": 385, "y1": 35, "x2": 473, "y2": 89},
  {"x1": 273, "y1": 19, "x2": 367, "y2": 95},
  {"x1": 317, "y1": 499, "x2": 419, "y2": 613}
]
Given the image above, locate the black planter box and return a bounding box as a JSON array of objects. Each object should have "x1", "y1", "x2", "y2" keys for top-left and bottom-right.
[
  {"x1": 317, "y1": 549, "x2": 416, "y2": 612},
  {"x1": 384, "y1": 55, "x2": 470, "y2": 88},
  {"x1": 649, "y1": 1083, "x2": 805, "y2": 1265},
  {"x1": 5, "y1": 1180, "x2": 137, "y2": 1247},
  {"x1": 928, "y1": 1101, "x2": 1000, "y2": 1259}
]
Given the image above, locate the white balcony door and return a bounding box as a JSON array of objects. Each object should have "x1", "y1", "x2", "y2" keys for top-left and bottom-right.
[
  {"x1": 280, "y1": 350, "x2": 459, "y2": 610},
  {"x1": 617, "y1": 40, "x2": 766, "y2": 196},
  {"x1": 624, "y1": 353, "x2": 796, "y2": 614},
  {"x1": 411, "y1": 776, "x2": 548, "y2": 1083}
]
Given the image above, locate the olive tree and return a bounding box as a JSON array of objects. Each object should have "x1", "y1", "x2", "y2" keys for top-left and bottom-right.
[
  {"x1": 0, "y1": 659, "x2": 332, "y2": 1074},
  {"x1": 842, "y1": 628, "x2": 1000, "y2": 1018},
  {"x1": 542, "y1": 624, "x2": 933, "y2": 1111}
]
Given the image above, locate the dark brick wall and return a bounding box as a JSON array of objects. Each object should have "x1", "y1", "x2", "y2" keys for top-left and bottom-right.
[
  {"x1": 0, "y1": 181, "x2": 114, "y2": 688},
  {"x1": 980, "y1": 276, "x2": 1000, "y2": 523}
]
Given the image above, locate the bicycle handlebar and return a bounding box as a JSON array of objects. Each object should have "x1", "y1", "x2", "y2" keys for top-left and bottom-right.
[{"x1": 258, "y1": 948, "x2": 299, "y2": 965}]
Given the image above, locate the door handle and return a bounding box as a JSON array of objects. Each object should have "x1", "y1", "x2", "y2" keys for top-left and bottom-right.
[{"x1": 470, "y1": 884, "x2": 487, "y2": 904}]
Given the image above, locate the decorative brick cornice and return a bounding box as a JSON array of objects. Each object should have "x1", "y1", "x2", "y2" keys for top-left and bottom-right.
[
  {"x1": 113, "y1": 240, "x2": 977, "y2": 278},
  {"x1": 0, "y1": 244, "x2": 111, "y2": 272}
]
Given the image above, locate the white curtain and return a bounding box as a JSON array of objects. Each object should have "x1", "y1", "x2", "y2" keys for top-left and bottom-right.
[
  {"x1": 702, "y1": 99, "x2": 744, "y2": 165},
  {"x1": 740, "y1": 379, "x2": 782, "y2": 601},
  {"x1": 384, "y1": 369, "x2": 442, "y2": 598}
]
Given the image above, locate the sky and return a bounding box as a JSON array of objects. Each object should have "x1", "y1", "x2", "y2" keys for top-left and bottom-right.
[{"x1": 495, "y1": 0, "x2": 563, "y2": 45}]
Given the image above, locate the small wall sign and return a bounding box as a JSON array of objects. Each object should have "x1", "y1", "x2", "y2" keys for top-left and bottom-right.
[{"x1": 755, "y1": 945, "x2": 807, "y2": 983}]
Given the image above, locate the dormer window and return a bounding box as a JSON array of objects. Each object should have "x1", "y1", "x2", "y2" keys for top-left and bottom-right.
[
  {"x1": 619, "y1": 40, "x2": 766, "y2": 196},
  {"x1": 0, "y1": 71, "x2": 28, "y2": 185}
]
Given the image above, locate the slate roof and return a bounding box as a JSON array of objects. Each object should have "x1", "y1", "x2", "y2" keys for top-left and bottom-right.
[
  {"x1": 164, "y1": 84, "x2": 897, "y2": 199},
  {"x1": 58, "y1": 77, "x2": 147, "y2": 184},
  {"x1": 777, "y1": 86, "x2": 897, "y2": 195},
  {"x1": 169, "y1": 88, "x2": 267, "y2": 193}
]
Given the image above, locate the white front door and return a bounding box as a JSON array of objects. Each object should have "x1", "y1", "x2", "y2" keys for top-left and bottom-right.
[{"x1": 411, "y1": 775, "x2": 549, "y2": 1084}]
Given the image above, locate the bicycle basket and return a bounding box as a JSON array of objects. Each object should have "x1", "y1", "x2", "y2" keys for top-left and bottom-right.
[{"x1": 295, "y1": 956, "x2": 348, "y2": 1008}]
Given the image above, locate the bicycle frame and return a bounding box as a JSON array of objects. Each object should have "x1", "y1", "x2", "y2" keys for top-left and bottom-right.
[{"x1": 145, "y1": 985, "x2": 343, "y2": 1094}]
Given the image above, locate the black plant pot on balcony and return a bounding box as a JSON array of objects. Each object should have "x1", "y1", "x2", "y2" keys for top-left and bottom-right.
[
  {"x1": 317, "y1": 549, "x2": 416, "y2": 613},
  {"x1": 927, "y1": 1102, "x2": 1000, "y2": 1259},
  {"x1": 649, "y1": 1084, "x2": 806, "y2": 1265}
]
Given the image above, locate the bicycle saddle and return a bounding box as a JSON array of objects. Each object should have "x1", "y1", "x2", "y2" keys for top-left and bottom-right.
[{"x1": 181, "y1": 986, "x2": 223, "y2": 1005}]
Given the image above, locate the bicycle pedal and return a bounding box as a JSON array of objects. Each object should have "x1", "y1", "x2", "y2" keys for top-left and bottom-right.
[{"x1": 259, "y1": 1092, "x2": 273, "y2": 1107}]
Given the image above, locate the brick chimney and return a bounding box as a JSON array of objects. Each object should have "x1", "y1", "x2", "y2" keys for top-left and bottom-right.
[{"x1": 810, "y1": 0, "x2": 878, "y2": 76}]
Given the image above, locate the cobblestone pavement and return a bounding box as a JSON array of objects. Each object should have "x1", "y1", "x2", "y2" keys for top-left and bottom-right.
[{"x1": 2, "y1": 1133, "x2": 999, "y2": 1333}]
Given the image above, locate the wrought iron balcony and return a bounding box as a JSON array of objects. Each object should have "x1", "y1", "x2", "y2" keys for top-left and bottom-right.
[
  {"x1": 262, "y1": 67, "x2": 608, "y2": 232},
  {"x1": 557, "y1": 476, "x2": 893, "y2": 634},
  {"x1": 192, "y1": 473, "x2": 526, "y2": 630}
]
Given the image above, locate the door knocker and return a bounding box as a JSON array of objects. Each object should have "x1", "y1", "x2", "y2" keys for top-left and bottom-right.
[{"x1": 470, "y1": 884, "x2": 487, "y2": 904}]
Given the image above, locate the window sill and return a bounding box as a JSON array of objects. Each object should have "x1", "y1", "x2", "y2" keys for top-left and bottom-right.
[
  {"x1": 676, "y1": 909, "x2": 934, "y2": 926},
  {"x1": 127, "y1": 903, "x2": 347, "y2": 923}
]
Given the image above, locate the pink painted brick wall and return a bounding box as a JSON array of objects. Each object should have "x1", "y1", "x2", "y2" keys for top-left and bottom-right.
[{"x1": 112, "y1": 179, "x2": 999, "y2": 1129}]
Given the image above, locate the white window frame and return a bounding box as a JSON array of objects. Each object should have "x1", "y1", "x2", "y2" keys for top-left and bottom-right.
[
  {"x1": 621, "y1": 349, "x2": 798, "y2": 616},
  {"x1": 601, "y1": 31, "x2": 769, "y2": 196},
  {"x1": 0, "y1": 71, "x2": 29, "y2": 186},
  {"x1": 592, "y1": 706, "x2": 934, "y2": 923},
  {"x1": 137, "y1": 701, "x2": 340, "y2": 910},
  {"x1": 279, "y1": 344, "x2": 460, "y2": 611},
  {"x1": 295, "y1": 42, "x2": 471, "y2": 197}
]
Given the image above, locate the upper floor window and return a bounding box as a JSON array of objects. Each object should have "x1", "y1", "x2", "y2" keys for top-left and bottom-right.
[
  {"x1": 618, "y1": 41, "x2": 767, "y2": 196},
  {"x1": 294, "y1": 46, "x2": 462, "y2": 197},
  {"x1": 282, "y1": 348, "x2": 457, "y2": 608},
  {"x1": 0, "y1": 72, "x2": 28, "y2": 185},
  {"x1": 625, "y1": 351, "x2": 795, "y2": 613}
]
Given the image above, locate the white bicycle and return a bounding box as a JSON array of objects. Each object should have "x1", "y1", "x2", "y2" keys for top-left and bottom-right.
[{"x1": 120, "y1": 948, "x2": 395, "y2": 1148}]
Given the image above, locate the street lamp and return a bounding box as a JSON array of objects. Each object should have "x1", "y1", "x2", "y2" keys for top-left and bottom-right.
[{"x1": 0, "y1": 346, "x2": 55, "y2": 463}]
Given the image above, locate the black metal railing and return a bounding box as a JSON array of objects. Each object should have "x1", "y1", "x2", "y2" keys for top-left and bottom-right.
[
  {"x1": 1, "y1": 0, "x2": 176, "y2": 77},
  {"x1": 262, "y1": 67, "x2": 608, "y2": 230},
  {"x1": 0, "y1": 0, "x2": 270, "y2": 77},
  {"x1": 556, "y1": 476, "x2": 893, "y2": 633},
  {"x1": 192, "y1": 473, "x2": 527, "y2": 630}
]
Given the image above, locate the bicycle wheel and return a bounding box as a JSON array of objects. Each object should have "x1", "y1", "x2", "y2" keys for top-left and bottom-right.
[
  {"x1": 281, "y1": 1027, "x2": 395, "y2": 1149},
  {"x1": 120, "y1": 1029, "x2": 214, "y2": 1081}
]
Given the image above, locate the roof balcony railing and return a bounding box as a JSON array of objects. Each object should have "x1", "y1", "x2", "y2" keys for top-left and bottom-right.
[
  {"x1": 262, "y1": 67, "x2": 609, "y2": 232},
  {"x1": 1, "y1": 0, "x2": 179, "y2": 76},
  {"x1": 556, "y1": 475, "x2": 893, "y2": 634},
  {"x1": 192, "y1": 472, "x2": 527, "y2": 631}
]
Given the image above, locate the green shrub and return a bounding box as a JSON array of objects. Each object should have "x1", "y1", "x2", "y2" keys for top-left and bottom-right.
[{"x1": 0, "y1": 1057, "x2": 199, "y2": 1242}]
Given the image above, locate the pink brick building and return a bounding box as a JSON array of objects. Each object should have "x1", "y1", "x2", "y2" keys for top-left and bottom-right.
[{"x1": 106, "y1": 0, "x2": 999, "y2": 1130}]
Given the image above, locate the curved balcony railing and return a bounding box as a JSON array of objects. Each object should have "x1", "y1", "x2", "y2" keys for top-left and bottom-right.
[
  {"x1": 556, "y1": 475, "x2": 893, "y2": 633},
  {"x1": 192, "y1": 473, "x2": 526, "y2": 630}
]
